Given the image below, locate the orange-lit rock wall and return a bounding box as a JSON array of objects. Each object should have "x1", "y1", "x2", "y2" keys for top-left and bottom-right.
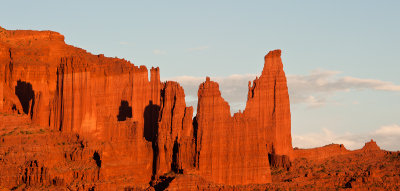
[
  {"x1": 194, "y1": 50, "x2": 293, "y2": 185},
  {"x1": 0, "y1": 27, "x2": 295, "y2": 188},
  {"x1": 244, "y1": 50, "x2": 293, "y2": 158},
  {"x1": 195, "y1": 77, "x2": 272, "y2": 185}
]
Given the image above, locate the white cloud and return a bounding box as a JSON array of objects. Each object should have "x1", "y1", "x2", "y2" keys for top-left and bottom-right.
[
  {"x1": 293, "y1": 124, "x2": 400, "y2": 151},
  {"x1": 187, "y1": 46, "x2": 209, "y2": 52},
  {"x1": 165, "y1": 69, "x2": 400, "y2": 111},
  {"x1": 292, "y1": 128, "x2": 364, "y2": 150},
  {"x1": 340, "y1": 77, "x2": 400, "y2": 91},
  {"x1": 287, "y1": 69, "x2": 400, "y2": 107},
  {"x1": 153, "y1": 49, "x2": 167, "y2": 55},
  {"x1": 303, "y1": 95, "x2": 325, "y2": 108},
  {"x1": 374, "y1": 124, "x2": 400, "y2": 136}
]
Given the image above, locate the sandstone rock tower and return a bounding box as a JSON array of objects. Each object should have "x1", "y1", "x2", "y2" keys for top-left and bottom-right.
[
  {"x1": 0, "y1": 27, "x2": 293, "y2": 189},
  {"x1": 194, "y1": 50, "x2": 292, "y2": 185}
]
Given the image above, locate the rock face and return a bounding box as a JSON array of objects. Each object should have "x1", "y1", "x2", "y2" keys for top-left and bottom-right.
[
  {"x1": 245, "y1": 50, "x2": 293, "y2": 157},
  {"x1": 195, "y1": 77, "x2": 271, "y2": 185},
  {"x1": 0, "y1": 27, "x2": 395, "y2": 190},
  {"x1": 194, "y1": 50, "x2": 293, "y2": 185},
  {"x1": 0, "y1": 27, "x2": 295, "y2": 189},
  {"x1": 0, "y1": 27, "x2": 168, "y2": 188},
  {"x1": 155, "y1": 81, "x2": 194, "y2": 177},
  {"x1": 0, "y1": 114, "x2": 101, "y2": 190}
]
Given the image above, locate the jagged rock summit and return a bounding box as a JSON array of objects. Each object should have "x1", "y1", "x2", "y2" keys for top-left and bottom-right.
[{"x1": 0, "y1": 27, "x2": 394, "y2": 190}]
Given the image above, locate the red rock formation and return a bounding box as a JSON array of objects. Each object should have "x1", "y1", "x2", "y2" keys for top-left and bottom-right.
[
  {"x1": 293, "y1": 140, "x2": 382, "y2": 161},
  {"x1": 268, "y1": 153, "x2": 292, "y2": 169},
  {"x1": 195, "y1": 77, "x2": 272, "y2": 185},
  {"x1": 267, "y1": 141, "x2": 399, "y2": 191},
  {"x1": 194, "y1": 50, "x2": 293, "y2": 185},
  {"x1": 294, "y1": 144, "x2": 350, "y2": 160},
  {"x1": 0, "y1": 27, "x2": 163, "y2": 188},
  {"x1": 0, "y1": 27, "x2": 67, "y2": 125},
  {"x1": 1, "y1": 27, "x2": 296, "y2": 188},
  {"x1": 3, "y1": 27, "x2": 392, "y2": 190},
  {"x1": 361, "y1": 139, "x2": 381, "y2": 152},
  {"x1": 0, "y1": 114, "x2": 100, "y2": 190},
  {"x1": 244, "y1": 50, "x2": 292, "y2": 158},
  {"x1": 0, "y1": 27, "x2": 198, "y2": 189},
  {"x1": 155, "y1": 81, "x2": 194, "y2": 177}
]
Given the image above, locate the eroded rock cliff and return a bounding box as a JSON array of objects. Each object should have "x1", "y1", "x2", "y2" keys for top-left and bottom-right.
[
  {"x1": 195, "y1": 77, "x2": 271, "y2": 185},
  {"x1": 0, "y1": 27, "x2": 171, "y2": 189},
  {"x1": 2, "y1": 27, "x2": 389, "y2": 191}
]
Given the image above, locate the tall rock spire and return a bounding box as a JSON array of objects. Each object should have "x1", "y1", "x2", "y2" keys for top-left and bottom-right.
[
  {"x1": 245, "y1": 49, "x2": 292, "y2": 157},
  {"x1": 194, "y1": 50, "x2": 292, "y2": 185}
]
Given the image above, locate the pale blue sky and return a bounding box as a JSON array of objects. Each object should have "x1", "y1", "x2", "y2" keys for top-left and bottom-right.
[{"x1": 1, "y1": 0, "x2": 399, "y2": 150}]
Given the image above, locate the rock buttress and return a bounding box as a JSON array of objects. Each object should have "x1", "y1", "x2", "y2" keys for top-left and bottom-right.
[
  {"x1": 194, "y1": 50, "x2": 292, "y2": 185},
  {"x1": 51, "y1": 58, "x2": 163, "y2": 185},
  {"x1": 195, "y1": 77, "x2": 272, "y2": 185},
  {"x1": 0, "y1": 27, "x2": 294, "y2": 188},
  {"x1": 155, "y1": 81, "x2": 195, "y2": 177},
  {"x1": 0, "y1": 28, "x2": 164, "y2": 187}
]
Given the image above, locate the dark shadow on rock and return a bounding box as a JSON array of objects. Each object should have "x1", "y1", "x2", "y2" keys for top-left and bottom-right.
[
  {"x1": 143, "y1": 101, "x2": 160, "y2": 142},
  {"x1": 171, "y1": 139, "x2": 180, "y2": 173},
  {"x1": 193, "y1": 116, "x2": 198, "y2": 144},
  {"x1": 93, "y1": 151, "x2": 101, "y2": 168},
  {"x1": 268, "y1": 153, "x2": 291, "y2": 169},
  {"x1": 144, "y1": 101, "x2": 161, "y2": 180},
  {"x1": 192, "y1": 116, "x2": 199, "y2": 167},
  {"x1": 153, "y1": 176, "x2": 175, "y2": 191},
  {"x1": 11, "y1": 104, "x2": 18, "y2": 113},
  {"x1": 15, "y1": 80, "x2": 35, "y2": 118},
  {"x1": 117, "y1": 100, "x2": 132, "y2": 121}
]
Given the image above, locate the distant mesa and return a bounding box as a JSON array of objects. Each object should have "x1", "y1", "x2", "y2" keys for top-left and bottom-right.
[{"x1": 362, "y1": 139, "x2": 381, "y2": 151}]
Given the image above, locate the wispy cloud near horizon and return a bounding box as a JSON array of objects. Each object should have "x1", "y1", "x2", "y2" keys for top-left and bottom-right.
[
  {"x1": 292, "y1": 124, "x2": 400, "y2": 151},
  {"x1": 165, "y1": 69, "x2": 400, "y2": 111},
  {"x1": 288, "y1": 69, "x2": 400, "y2": 107}
]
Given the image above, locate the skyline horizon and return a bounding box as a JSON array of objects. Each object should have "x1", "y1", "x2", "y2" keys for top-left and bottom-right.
[
  {"x1": 2, "y1": 25, "x2": 399, "y2": 151},
  {"x1": 1, "y1": 1, "x2": 399, "y2": 151}
]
